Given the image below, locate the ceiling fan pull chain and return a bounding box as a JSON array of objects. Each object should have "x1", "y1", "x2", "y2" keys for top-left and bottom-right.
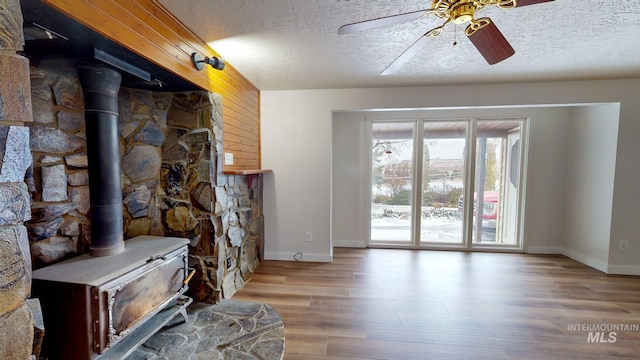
[{"x1": 453, "y1": 23, "x2": 458, "y2": 46}]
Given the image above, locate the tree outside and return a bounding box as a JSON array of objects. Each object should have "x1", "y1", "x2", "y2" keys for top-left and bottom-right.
[{"x1": 372, "y1": 139, "x2": 412, "y2": 205}]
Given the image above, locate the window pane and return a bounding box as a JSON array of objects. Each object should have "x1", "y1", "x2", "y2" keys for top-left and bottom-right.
[
  {"x1": 472, "y1": 120, "x2": 522, "y2": 245},
  {"x1": 371, "y1": 122, "x2": 414, "y2": 243},
  {"x1": 420, "y1": 121, "x2": 466, "y2": 244}
]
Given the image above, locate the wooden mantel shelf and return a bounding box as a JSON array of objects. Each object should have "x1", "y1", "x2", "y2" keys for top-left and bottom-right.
[{"x1": 223, "y1": 169, "x2": 273, "y2": 175}]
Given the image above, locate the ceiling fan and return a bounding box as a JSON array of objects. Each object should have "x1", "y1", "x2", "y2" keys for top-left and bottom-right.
[{"x1": 338, "y1": 0, "x2": 555, "y2": 75}]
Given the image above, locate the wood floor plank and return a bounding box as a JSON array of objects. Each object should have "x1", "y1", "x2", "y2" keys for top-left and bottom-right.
[
  {"x1": 233, "y1": 248, "x2": 640, "y2": 359},
  {"x1": 282, "y1": 334, "x2": 328, "y2": 356},
  {"x1": 231, "y1": 290, "x2": 312, "y2": 307}
]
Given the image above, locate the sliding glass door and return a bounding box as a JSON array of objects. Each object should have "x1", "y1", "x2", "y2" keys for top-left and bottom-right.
[{"x1": 369, "y1": 118, "x2": 526, "y2": 250}]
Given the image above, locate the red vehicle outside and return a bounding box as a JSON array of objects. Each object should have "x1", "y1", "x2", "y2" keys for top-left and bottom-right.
[{"x1": 458, "y1": 191, "x2": 499, "y2": 237}]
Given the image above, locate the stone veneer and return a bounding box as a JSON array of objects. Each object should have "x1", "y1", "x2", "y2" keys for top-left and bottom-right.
[
  {"x1": 0, "y1": 1, "x2": 36, "y2": 359},
  {"x1": 26, "y1": 60, "x2": 263, "y2": 303}
]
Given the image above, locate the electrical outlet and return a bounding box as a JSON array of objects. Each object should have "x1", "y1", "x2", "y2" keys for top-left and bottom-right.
[
  {"x1": 305, "y1": 231, "x2": 312, "y2": 242},
  {"x1": 224, "y1": 153, "x2": 234, "y2": 165},
  {"x1": 619, "y1": 240, "x2": 629, "y2": 252}
]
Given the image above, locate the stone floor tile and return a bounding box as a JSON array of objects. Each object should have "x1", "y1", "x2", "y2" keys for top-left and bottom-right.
[{"x1": 128, "y1": 300, "x2": 284, "y2": 360}]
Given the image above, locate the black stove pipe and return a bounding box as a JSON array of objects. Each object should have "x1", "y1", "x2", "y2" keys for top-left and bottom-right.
[{"x1": 77, "y1": 65, "x2": 125, "y2": 257}]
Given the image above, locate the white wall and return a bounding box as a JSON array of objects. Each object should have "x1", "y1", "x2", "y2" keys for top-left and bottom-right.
[
  {"x1": 521, "y1": 107, "x2": 572, "y2": 254},
  {"x1": 332, "y1": 112, "x2": 367, "y2": 248},
  {"x1": 261, "y1": 79, "x2": 640, "y2": 274},
  {"x1": 261, "y1": 92, "x2": 334, "y2": 261},
  {"x1": 562, "y1": 105, "x2": 619, "y2": 272},
  {"x1": 607, "y1": 97, "x2": 640, "y2": 275}
]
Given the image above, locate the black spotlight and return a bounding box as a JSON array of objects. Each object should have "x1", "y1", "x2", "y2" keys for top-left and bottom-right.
[{"x1": 191, "y1": 53, "x2": 225, "y2": 71}]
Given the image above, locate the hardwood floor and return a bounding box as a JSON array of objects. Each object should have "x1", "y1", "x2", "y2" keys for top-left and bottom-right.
[{"x1": 232, "y1": 248, "x2": 640, "y2": 360}]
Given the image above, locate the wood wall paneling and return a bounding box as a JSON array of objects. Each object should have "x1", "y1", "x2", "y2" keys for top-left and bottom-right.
[{"x1": 41, "y1": 0, "x2": 262, "y2": 171}]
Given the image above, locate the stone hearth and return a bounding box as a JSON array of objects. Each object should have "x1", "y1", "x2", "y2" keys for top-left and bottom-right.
[{"x1": 128, "y1": 300, "x2": 285, "y2": 360}]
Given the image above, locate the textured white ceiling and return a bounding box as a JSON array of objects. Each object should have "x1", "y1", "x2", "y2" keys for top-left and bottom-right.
[{"x1": 158, "y1": 0, "x2": 640, "y2": 90}]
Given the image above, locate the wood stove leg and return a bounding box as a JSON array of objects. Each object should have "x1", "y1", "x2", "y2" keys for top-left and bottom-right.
[{"x1": 178, "y1": 308, "x2": 189, "y2": 324}]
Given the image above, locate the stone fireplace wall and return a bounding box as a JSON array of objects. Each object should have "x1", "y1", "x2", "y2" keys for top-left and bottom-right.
[
  {"x1": 0, "y1": 1, "x2": 36, "y2": 359},
  {"x1": 26, "y1": 60, "x2": 262, "y2": 303}
]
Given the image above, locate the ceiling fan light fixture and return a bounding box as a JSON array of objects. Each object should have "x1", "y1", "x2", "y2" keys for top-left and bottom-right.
[{"x1": 449, "y1": 2, "x2": 478, "y2": 24}]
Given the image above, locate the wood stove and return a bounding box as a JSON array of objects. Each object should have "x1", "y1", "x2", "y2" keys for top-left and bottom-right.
[
  {"x1": 32, "y1": 235, "x2": 192, "y2": 359},
  {"x1": 28, "y1": 65, "x2": 195, "y2": 359}
]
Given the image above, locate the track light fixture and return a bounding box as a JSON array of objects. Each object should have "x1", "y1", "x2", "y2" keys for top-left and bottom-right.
[{"x1": 191, "y1": 53, "x2": 225, "y2": 71}]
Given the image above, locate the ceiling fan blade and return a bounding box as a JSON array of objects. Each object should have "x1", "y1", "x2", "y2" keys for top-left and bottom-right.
[
  {"x1": 381, "y1": 35, "x2": 432, "y2": 75},
  {"x1": 466, "y1": 20, "x2": 515, "y2": 65},
  {"x1": 515, "y1": 0, "x2": 554, "y2": 7},
  {"x1": 338, "y1": 9, "x2": 433, "y2": 35}
]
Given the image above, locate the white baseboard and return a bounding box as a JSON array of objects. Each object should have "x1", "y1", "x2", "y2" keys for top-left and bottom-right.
[
  {"x1": 506, "y1": 246, "x2": 640, "y2": 275},
  {"x1": 606, "y1": 265, "x2": 640, "y2": 276},
  {"x1": 561, "y1": 248, "x2": 608, "y2": 273},
  {"x1": 333, "y1": 240, "x2": 367, "y2": 248},
  {"x1": 525, "y1": 246, "x2": 563, "y2": 254},
  {"x1": 264, "y1": 251, "x2": 333, "y2": 262}
]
